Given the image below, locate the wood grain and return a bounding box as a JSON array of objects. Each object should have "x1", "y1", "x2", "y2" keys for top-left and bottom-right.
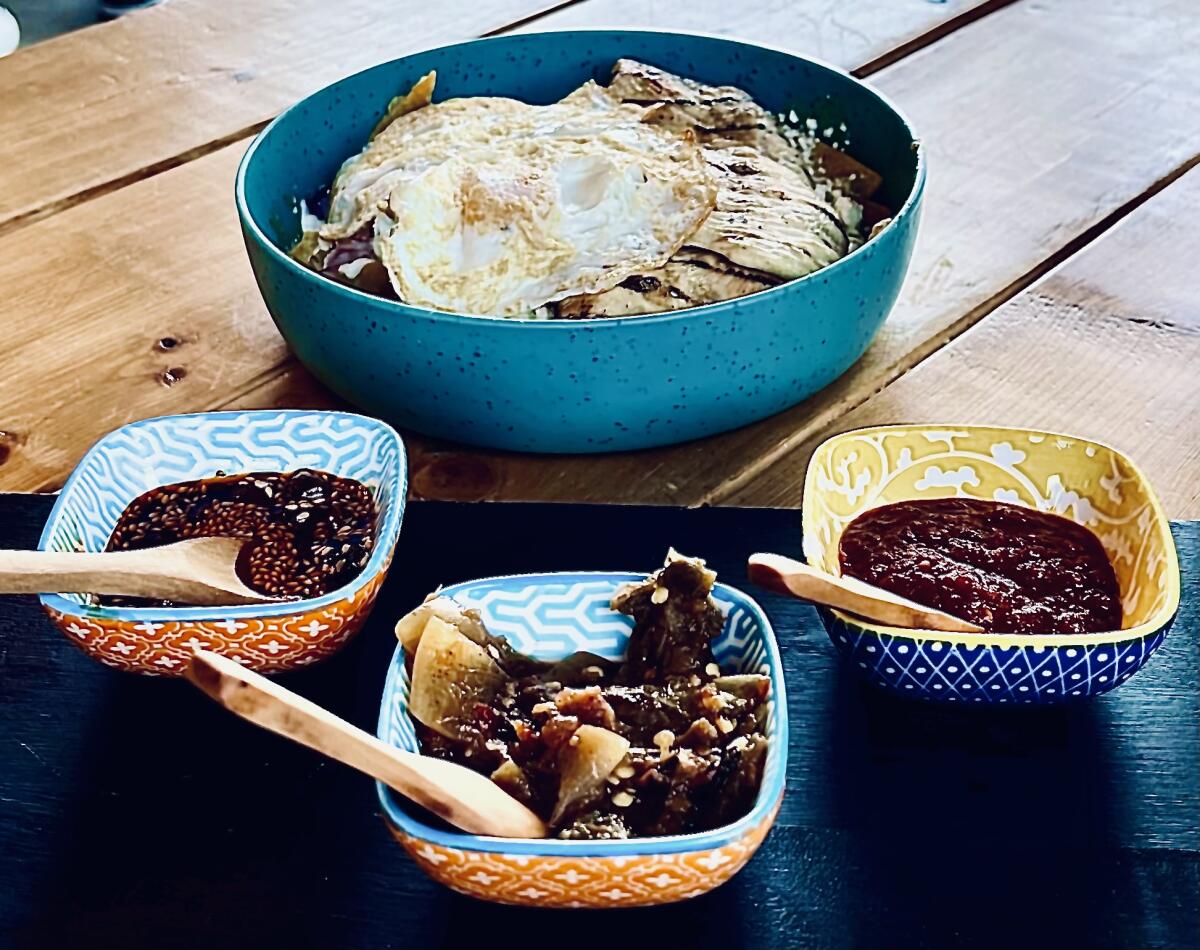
[
  {"x1": 0, "y1": 0, "x2": 563, "y2": 232},
  {"x1": 0, "y1": 0, "x2": 998, "y2": 492},
  {"x1": 395, "y1": 0, "x2": 1200, "y2": 509},
  {"x1": 517, "y1": 0, "x2": 1007, "y2": 72},
  {"x1": 722, "y1": 166, "x2": 1200, "y2": 518},
  {"x1": 0, "y1": 144, "x2": 274, "y2": 491}
]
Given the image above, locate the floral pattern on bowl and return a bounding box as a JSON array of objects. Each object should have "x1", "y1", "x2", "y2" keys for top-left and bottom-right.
[
  {"x1": 802, "y1": 424, "x2": 1180, "y2": 703},
  {"x1": 376, "y1": 572, "x2": 788, "y2": 907},
  {"x1": 39, "y1": 410, "x2": 406, "y2": 675}
]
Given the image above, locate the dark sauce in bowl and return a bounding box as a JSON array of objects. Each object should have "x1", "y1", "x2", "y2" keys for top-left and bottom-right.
[
  {"x1": 838, "y1": 498, "x2": 1121, "y2": 634},
  {"x1": 410, "y1": 555, "x2": 770, "y2": 840},
  {"x1": 101, "y1": 468, "x2": 376, "y2": 607}
]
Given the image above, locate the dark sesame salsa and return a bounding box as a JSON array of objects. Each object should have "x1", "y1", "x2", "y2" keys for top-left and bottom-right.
[
  {"x1": 838, "y1": 498, "x2": 1121, "y2": 634},
  {"x1": 100, "y1": 468, "x2": 376, "y2": 607}
]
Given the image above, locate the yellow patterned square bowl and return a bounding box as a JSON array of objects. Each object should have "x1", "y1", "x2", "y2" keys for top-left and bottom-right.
[
  {"x1": 376, "y1": 572, "x2": 787, "y2": 907},
  {"x1": 39, "y1": 410, "x2": 406, "y2": 676},
  {"x1": 803, "y1": 424, "x2": 1180, "y2": 704}
]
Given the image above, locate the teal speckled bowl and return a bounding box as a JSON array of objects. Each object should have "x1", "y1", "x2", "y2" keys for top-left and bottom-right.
[{"x1": 237, "y1": 30, "x2": 925, "y2": 453}]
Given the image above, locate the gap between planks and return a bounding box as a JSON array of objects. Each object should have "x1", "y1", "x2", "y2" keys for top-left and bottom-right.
[
  {"x1": 851, "y1": 0, "x2": 1017, "y2": 76},
  {"x1": 0, "y1": 122, "x2": 265, "y2": 242},
  {"x1": 8, "y1": 0, "x2": 1019, "y2": 495},
  {"x1": 0, "y1": 0, "x2": 1016, "y2": 243},
  {"x1": 0, "y1": 0, "x2": 581, "y2": 242},
  {"x1": 697, "y1": 149, "x2": 1200, "y2": 507}
]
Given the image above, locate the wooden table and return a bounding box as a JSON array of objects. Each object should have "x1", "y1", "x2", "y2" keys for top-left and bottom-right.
[{"x1": 2, "y1": 0, "x2": 1199, "y2": 513}]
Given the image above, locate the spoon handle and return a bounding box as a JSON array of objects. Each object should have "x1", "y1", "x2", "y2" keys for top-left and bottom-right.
[
  {"x1": 185, "y1": 649, "x2": 547, "y2": 839},
  {"x1": 747, "y1": 552, "x2": 984, "y2": 633},
  {"x1": 0, "y1": 547, "x2": 166, "y2": 596}
]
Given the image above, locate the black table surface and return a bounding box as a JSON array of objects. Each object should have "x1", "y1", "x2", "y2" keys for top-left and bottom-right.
[{"x1": 1, "y1": 496, "x2": 1196, "y2": 950}]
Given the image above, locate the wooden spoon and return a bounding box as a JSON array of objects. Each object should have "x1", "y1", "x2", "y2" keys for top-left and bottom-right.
[
  {"x1": 0, "y1": 538, "x2": 276, "y2": 606},
  {"x1": 747, "y1": 552, "x2": 984, "y2": 633},
  {"x1": 185, "y1": 649, "x2": 548, "y2": 839}
]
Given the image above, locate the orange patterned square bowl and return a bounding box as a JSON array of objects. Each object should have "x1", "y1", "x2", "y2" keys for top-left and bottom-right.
[
  {"x1": 376, "y1": 571, "x2": 788, "y2": 908},
  {"x1": 38, "y1": 410, "x2": 406, "y2": 675}
]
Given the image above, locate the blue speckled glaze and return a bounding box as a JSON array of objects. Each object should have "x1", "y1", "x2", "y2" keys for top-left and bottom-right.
[
  {"x1": 375, "y1": 572, "x2": 787, "y2": 855},
  {"x1": 821, "y1": 609, "x2": 1175, "y2": 705},
  {"x1": 237, "y1": 31, "x2": 925, "y2": 453}
]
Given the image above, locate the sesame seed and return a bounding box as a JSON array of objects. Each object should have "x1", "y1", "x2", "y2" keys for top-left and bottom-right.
[{"x1": 99, "y1": 468, "x2": 377, "y2": 607}]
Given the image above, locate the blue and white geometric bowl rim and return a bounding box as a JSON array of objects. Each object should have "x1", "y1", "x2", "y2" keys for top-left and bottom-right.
[
  {"x1": 375, "y1": 571, "x2": 788, "y2": 856},
  {"x1": 37, "y1": 409, "x2": 408, "y2": 623}
]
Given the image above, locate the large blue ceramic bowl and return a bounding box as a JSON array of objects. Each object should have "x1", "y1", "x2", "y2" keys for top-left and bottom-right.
[{"x1": 237, "y1": 30, "x2": 925, "y2": 453}]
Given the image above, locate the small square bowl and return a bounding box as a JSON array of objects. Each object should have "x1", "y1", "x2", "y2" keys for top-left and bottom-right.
[
  {"x1": 803, "y1": 424, "x2": 1181, "y2": 704},
  {"x1": 376, "y1": 571, "x2": 788, "y2": 908},
  {"x1": 39, "y1": 410, "x2": 407, "y2": 676}
]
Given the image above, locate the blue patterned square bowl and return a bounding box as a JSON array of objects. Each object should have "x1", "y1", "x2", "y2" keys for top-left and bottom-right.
[
  {"x1": 803, "y1": 424, "x2": 1181, "y2": 704},
  {"x1": 376, "y1": 572, "x2": 787, "y2": 907},
  {"x1": 39, "y1": 410, "x2": 407, "y2": 675}
]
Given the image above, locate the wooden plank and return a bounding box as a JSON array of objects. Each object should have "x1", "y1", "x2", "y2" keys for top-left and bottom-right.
[
  {"x1": 719, "y1": 166, "x2": 1200, "y2": 519},
  {"x1": 390, "y1": 0, "x2": 1200, "y2": 508},
  {"x1": 0, "y1": 0, "x2": 997, "y2": 493},
  {"x1": 0, "y1": 0, "x2": 562, "y2": 232},
  {"x1": 516, "y1": 0, "x2": 1006, "y2": 72},
  {"x1": 0, "y1": 144, "x2": 271, "y2": 491}
]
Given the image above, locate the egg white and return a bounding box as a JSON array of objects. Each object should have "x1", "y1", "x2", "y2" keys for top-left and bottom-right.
[
  {"x1": 324, "y1": 77, "x2": 717, "y2": 315},
  {"x1": 377, "y1": 130, "x2": 713, "y2": 315}
]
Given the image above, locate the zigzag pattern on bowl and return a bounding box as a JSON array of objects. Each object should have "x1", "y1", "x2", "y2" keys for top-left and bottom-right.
[
  {"x1": 391, "y1": 800, "x2": 779, "y2": 908},
  {"x1": 446, "y1": 578, "x2": 766, "y2": 666},
  {"x1": 44, "y1": 411, "x2": 401, "y2": 606},
  {"x1": 826, "y1": 611, "x2": 1166, "y2": 703}
]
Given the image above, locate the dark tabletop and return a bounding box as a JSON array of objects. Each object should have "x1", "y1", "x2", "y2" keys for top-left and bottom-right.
[{"x1": 1, "y1": 496, "x2": 1196, "y2": 950}]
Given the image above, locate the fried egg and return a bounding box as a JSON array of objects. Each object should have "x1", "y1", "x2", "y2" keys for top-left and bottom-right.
[{"x1": 323, "y1": 76, "x2": 717, "y2": 315}]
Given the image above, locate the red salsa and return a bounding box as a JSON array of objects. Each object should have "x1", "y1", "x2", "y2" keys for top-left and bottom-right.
[
  {"x1": 101, "y1": 468, "x2": 375, "y2": 607},
  {"x1": 838, "y1": 499, "x2": 1121, "y2": 634}
]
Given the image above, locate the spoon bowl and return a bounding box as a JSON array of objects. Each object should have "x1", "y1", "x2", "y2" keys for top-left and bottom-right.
[{"x1": 0, "y1": 537, "x2": 278, "y2": 606}]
